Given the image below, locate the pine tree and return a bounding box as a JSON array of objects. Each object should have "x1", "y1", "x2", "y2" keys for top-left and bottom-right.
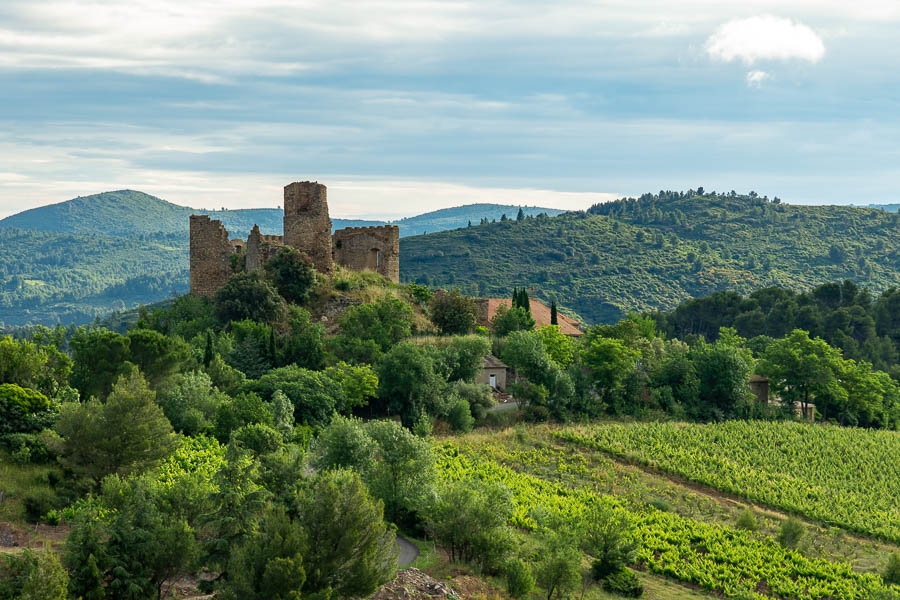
[
  {"x1": 550, "y1": 300, "x2": 558, "y2": 325},
  {"x1": 516, "y1": 207, "x2": 525, "y2": 221}
]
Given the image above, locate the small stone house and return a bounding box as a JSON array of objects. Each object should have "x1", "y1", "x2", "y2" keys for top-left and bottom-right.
[
  {"x1": 749, "y1": 374, "x2": 769, "y2": 404},
  {"x1": 750, "y1": 374, "x2": 815, "y2": 421},
  {"x1": 477, "y1": 355, "x2": 508, "y2": 390}
]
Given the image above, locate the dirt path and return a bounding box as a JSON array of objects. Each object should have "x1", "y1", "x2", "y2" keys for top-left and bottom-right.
[{"x1": 397, "y1": 535, "x2": 419, "y2": 567}]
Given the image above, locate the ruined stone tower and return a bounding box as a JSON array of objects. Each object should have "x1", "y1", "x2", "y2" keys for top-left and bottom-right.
[
  {"x1": 333, "y1": 225, "x2": 400, "y2": 283},
  {"x1": 283, "y1": 181, "x2": 333, "y2": 274},
  {"x1": 189, "y1": 215, "x2": 233, "y2": 297},
  {"x1": 189, "y1": 180, "x2": 400, "y2": 297}
]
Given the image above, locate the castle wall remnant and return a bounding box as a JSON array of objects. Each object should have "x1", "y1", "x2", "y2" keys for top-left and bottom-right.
[
  {"x1": 245, "y1": 225, "x2": 284, "y2": 272},
  {"x1": 333, "y1": 225, "x2": 400, "y2": 282},
  {"x1": 189, "y1": 215, "x2": 234, "y2": 297},
  {"x1": 283, "y1": 181, "x2": 333, "y2": 274},
  {"x1": 189, "y1": 181, "x2": 400, "y2": 297}
]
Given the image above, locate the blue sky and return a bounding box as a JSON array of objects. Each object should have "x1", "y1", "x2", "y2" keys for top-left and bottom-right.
[{"x1": 1, "y1": 0, "x2": 898, "y2": 219}]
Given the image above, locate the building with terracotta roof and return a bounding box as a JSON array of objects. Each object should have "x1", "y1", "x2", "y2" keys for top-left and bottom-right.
[{"x1": 474, "y1": 298, "x2": 583, "y2": 336}]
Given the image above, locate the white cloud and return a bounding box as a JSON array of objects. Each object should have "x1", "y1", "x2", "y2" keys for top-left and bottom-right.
[
  {"x1": 746, "y1": 70, "x2": 770, "y2": 87},
  {"x1": 706, "y1": 15, "x2": 825, "y2": 64}
]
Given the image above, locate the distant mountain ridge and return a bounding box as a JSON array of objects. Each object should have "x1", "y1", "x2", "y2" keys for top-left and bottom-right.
[
  {"x1": 0, "y1": 190, "x2": 564, "y2": 239},
  {"x1": 862, "y1": 203, "x2": 900, "y2": 213},
  {"x1": 0, "y1": 190, "x2": 564, "y2": 326}
]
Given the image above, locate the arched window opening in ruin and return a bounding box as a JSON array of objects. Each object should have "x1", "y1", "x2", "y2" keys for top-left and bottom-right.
[{"x1": 367, "y1": 248, "x2": 382, "y2": 270}]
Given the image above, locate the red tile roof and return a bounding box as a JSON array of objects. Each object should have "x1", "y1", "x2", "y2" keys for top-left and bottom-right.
[{"x1": 477, "y1": 298, "x2": 583, "y2": 336}]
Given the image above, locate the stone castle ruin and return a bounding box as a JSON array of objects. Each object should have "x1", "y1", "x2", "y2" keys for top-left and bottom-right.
[{"x1": 190, "y1": 181, "x2": 399, "y2": 296}]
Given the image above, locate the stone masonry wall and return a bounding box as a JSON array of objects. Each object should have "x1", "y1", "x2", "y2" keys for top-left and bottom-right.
[
  {"x1": 245, "y1": 225, "x2": 284, "y2": 271},
  {"x1": 333, "y1": 225, "x2": 400, "y2": 283},
  {"x1": 189, "y1": 215, "x2": 234, "y2": 297},
  {"x1": 283, "y1": 181, "x2": 333, "y2": 274}
]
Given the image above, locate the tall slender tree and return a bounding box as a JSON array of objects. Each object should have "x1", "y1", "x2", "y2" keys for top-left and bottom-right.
[{"x1": 550, "y1": 300, "x2": 558, "y2": 325}]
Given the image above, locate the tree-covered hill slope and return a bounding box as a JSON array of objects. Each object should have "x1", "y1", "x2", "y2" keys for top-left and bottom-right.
[
  {"x1": 0, "y1": 228, "x2": 187, "y2": 327},
  {"x1": 400, "y1": 192, "x2": 900, "y2": 324}
]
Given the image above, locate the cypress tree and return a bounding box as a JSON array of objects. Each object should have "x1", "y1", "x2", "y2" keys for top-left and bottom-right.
[
  {"x1": 550, "y1": 300, "x2": 558, "y2": 325},
  {"x1": 512, "y1": 287, "x2": 519, "y2": 309},
  {"x1": 268, "y1": 327, "x2": 277, "y2": 365},
  {"x1": 203, "y1": 331, "x2": 214, "y2": 368}
]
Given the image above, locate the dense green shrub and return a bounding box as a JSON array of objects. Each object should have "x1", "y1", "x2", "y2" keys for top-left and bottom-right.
[
  {"x1": 214, "y1": 271, "x2": 285, "y2": 325},
  {"x1": 583, "y1": 503, "x2": 638, "y2": 580},
  {"x1": 247, "y1": 365, "x2": 341, "y2": 427},
  {"x1": 264, "y1": 246, "x2": 316, "y2": 304},
  {"x1": 429, "y1": 289, "x2": 477, "y2": 335},
  {"x1": 23, "y1": 490, "x2": 61, "y2": 524},
  {"x1": 233, "y1": 423, "x2": 284, "y2": 456},
  {"x1": 884, "y1": 552, "x2": 900, "y2": 586},
  {"x1": 505, "y1": 558, "x2": 535, "y2": 598},
  {"x1": 0, "y1": 548, "x2": 69, "y2": 600},
  {"x1": 425, "y1": 479, "x2": 514, "y2": 572},
  {"x1": 778, "y1": 517, "x2": 804, "y2": 548},
  {"x1": 603, "y1": 568, "x2": 644, "y2": 597},
  {"x1": 735, "y1": 509, "x2": 758, "y2": 532},
  {"x1": 0, "y1": 384, "x2": 52, "y2": 435},
  {"x1": 447, "y1": 397, "x2": 475, "y2": 433},
  {"x1": 0, "y1": 433, "x2": 52, "y2": 464},
  {"x1": 451, "y1": 381, "x2": 495, "y2": 420}
]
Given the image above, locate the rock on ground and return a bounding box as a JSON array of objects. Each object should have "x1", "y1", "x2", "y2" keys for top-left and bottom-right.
[{"x1": 372, "y1": 568, "x2": 460, "y2": 600}]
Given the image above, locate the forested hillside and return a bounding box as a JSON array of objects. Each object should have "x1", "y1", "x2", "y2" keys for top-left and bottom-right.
[
  {"x1": 401, "y1": 191, "x2": 900, "y2": 324},
  {"x1": 0, "y1": 228, "x2": 187, "y2": 326}
]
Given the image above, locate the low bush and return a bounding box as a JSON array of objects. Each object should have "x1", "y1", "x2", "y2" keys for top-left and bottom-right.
[
  {"x1": 447, "y1": 397, "x2": 474, "y2": 433},
  {"x1": 505, "y1": 558, "x2": 535, "y2": 598},
  {"x1": 735, "y1": 508, "x2": 758, "y2": 531},
  {"x1": 0, "y1": 548, "x2": 68, "y2": 600},
  {"x1": 602, "y1": 568, "x2": 644, "y2": 597},
  {"x1": 778, "y1": 517, "x2": 804, "y2": 548},
  {"x1": 22, "y1": 490, "x2": 60, "y2": 524},
  {"x1": 884, "y1": 552, "x2": 900, "y2": 586},
  {"x1": 0, "y1": 434, "x2": 52, "y2": 465}
]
